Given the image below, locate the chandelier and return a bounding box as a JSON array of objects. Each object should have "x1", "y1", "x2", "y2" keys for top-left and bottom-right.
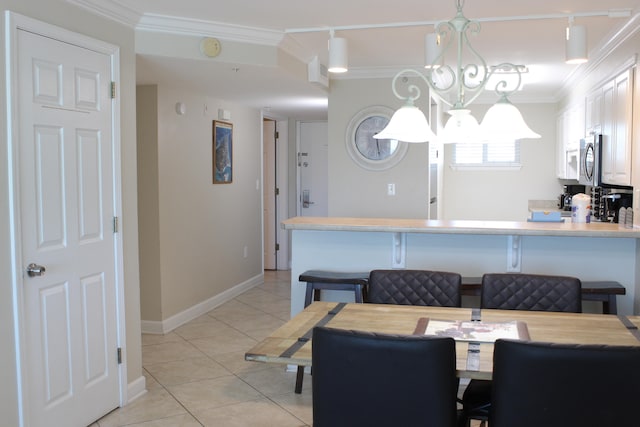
[{"x1": 374, "y1": 0, "x2": 541, "y2": 144}]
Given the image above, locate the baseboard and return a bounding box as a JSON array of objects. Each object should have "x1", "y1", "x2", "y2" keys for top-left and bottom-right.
[
  {"x1": 140, "y1": 273, "x2": 264, "y2": 334},
  {"x1": 126, "y1": 375, "x2": 147, "y2": 403}
]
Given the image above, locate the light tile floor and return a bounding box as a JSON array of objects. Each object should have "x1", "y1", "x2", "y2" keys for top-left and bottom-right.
[
  {"x1": 94, "y1": 270, "x2": 481, "y2": 427},
  {"x1": 95, "y1": 270, "x2": 312, "y2": 427}
]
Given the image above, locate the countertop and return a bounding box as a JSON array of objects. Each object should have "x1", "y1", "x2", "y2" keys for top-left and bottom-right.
[{"x1": 282, "y1": 216, "x2": 640, "y2": 238}]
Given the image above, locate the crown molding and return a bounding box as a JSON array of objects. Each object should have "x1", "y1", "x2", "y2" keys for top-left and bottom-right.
[
  {"x1": 557, "y1": 11, "x2": 640, "y2": 101},
  {"x1": 65, "y1": 0, "x2": 141, "y2": 27},
  {"x1": 137, "y1": 13, "x2": 284, "y2": 46},
  {"x1": 278, "y1": 35, "x2": 317, "y2": 65},
  {"x1": 65, "y1": 0, "x2": 285, "y2": 46}
]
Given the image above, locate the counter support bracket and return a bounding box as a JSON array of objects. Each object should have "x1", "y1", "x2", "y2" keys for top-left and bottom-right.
[
  {"x1": 507, "y1": 235, "x2": 522, "y2": 272},
  {"x1": 392, "y1": 232, "x2": 406, "y2": 268}
]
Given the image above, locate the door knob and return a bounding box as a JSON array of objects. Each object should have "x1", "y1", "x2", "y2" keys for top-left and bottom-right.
[{"x1": 26, "y1": 263, "x2": 46, "y2": 277}]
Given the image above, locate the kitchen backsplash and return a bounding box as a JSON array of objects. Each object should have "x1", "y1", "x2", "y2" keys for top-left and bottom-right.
[{"x1": 528, "y1": 199, "x2": 561, "y2": 211}]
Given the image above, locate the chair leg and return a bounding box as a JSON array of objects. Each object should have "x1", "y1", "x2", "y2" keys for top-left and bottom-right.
[{"x1": 295, "y1": 365, "x2": 304, "y2": 394}]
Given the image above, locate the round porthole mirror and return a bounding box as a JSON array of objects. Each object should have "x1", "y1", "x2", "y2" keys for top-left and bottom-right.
[{"x1": 345, "y1": 106, "x2": 408, "y2": 170}]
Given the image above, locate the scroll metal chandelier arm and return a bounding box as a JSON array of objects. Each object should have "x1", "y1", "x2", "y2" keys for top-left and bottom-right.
[
  {"x1": 419, "y1": 0, "x2": 525, "y2": 110},
  {"x1": 378, "y1": 0, "x2": 540, "y2": 143},
  {"x1": 389, "y1": 68, "x2": 430, "y2": 105}
]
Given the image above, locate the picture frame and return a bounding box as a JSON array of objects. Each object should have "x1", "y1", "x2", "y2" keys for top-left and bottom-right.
[{"x1": 213, "y1": 120, "x2": 233, "y2": 184}]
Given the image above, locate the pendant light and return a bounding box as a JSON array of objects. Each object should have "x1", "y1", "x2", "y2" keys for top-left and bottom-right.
[{"x1": 375, "y1": 0, "x2": 540, "y2": 143}]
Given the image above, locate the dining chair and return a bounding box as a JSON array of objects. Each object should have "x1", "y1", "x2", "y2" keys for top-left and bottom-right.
[
  {"x1": 490, "y1": 339, "x2": 640, "y2": 427},
  {"x1": 480, "y1": 272, "x2": 582, "y2": 312},
  {"x1": 367, "y1": 269, "x2": 462, "y2": 307},
  {"x1": 459, "y1": 272, "x2": 582, "y2": 427},
  {"x1": 312, "y1": 326, "x2": 459, "y2": 427}
]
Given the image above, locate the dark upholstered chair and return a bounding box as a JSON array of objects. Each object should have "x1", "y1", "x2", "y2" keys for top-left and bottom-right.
[
  {"x1": 459, "y1": 273, "x2": 582, "y2": 427},
  {"x1": 367, "y1": 269, "x2": 462, "y2": 307},
  {"x1": 312, "y1": 326, "x2": 459, "y2": 427},
  {"x1": 480, "y1": 272, "x2": 582, "y2": 312},
  {"x1": 490, "y1": 339, "x2": 640, "y2": 427}
]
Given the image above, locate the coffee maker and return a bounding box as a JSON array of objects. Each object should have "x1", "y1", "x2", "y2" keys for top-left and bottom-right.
[
  {"x1": 558, "y1": 184, "x2": 586, "y2": 211},
  {"x1": 592, "y1": 186, "x2": 633, "y2": 222}
]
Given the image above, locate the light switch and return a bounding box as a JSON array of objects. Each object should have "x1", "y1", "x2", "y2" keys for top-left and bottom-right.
[{"x1": 387, "y1": 183, "x2": 396, "y2": 196}]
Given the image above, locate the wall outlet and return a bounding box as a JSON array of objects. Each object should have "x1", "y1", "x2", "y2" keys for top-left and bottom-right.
[
  {"x1": 387, "y1": 183, "x2": 396, "y2": 196},
  {"x1": 243, "y1": 246, "x2": 248, "y2": 258}
]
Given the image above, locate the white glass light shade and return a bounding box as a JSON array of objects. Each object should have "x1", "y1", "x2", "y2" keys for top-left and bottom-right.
[
  {"x1": 566, "y1": 25, "x2": 588, "y2": 64},
  {"x1": 480, "y1": 98, "x2": 541, "y2": 141},
  {"x1": 373, "y1": 105, "x2": 436, "y2": 143},
  {"x1": 424, "y1": 33, "x2": 442, "y2": 69},
  {"x1": 439, "y1": 109, "x2": 481, "y2": 143},
  {"x1": 328, "y1": 37, "x2": 348, "y2": 73}
]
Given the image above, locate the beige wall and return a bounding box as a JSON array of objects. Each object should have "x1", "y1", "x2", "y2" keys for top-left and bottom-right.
[
  {"x1": 327, "y1": 78, "x2": 560, "y2": 220},
  {"x1": 137, "y1": 86, "x2": 162, "y2": 321},
  {"x1": 442, "y1": 103, "x2": 560, "y2": 221},
  {"x1": 0, "y1": 0, "x2": 141, "y2": 423},
  {"x1": 328, "y1": 78, "x2": 431, "y2": 218},
  {"x1": 137, "y1": 84, "x2": 263, "y2": 322}
]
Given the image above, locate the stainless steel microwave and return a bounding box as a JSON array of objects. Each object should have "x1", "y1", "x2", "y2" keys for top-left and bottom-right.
[{"x1": 579, "y1": 134, "x2": 602, "y2": 186}]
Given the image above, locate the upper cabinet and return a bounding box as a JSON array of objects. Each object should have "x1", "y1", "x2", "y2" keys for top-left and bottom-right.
[
  {"x1": 599, "y1": 69, "x2": 633, "y2": 186},
  {"x1": 585, "y1": 86, "x2": 603, "y2": 134},
  {"x1": 556, "y1": 102, "x2": 584, "y2": 180}
]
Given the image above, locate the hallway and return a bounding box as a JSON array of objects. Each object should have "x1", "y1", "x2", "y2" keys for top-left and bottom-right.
[{"x1": 95, "y1": 270, "x2": 311, "y2": 426}]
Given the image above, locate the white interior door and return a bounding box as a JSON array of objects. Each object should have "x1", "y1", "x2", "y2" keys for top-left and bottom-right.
[
  {"x1": 263, "y1": 119, "x2": 277, "y2": 269},
  {"x1": 298, "y1": 121, "x2": 328, "y2": 216},
  {"x1": 17, "y1": 28, "x2": 120, "y2": 427}
]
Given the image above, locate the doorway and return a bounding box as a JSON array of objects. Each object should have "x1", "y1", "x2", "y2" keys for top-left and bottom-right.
[
  {"x1": 263, "y1": 117, "x2": 289, "y2": 270},
  {"x1": 263, "y1": 119, "x2": 277, "y2": 269},
  {"x1": 297, "y1": 121, "x2": 328, "y2": 217}
]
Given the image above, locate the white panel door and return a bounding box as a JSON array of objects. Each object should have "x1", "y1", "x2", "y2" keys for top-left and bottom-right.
[
  {"x1": 298, "y1": 121, "x2": 328, "y2": 216},
  {"x1": 18, "y1": 29, "x2": 119, "y2": 427}
]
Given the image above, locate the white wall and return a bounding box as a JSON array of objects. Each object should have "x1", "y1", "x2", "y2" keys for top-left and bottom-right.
[
  {"x1": 137, "y1": 85, "x2": 264, "y2": 322},
  {"x1": 1, "y1": 1, "x2": 141, "y2": 423},
  {"x1": 442, "y1": 103, "x2": 560, "y2": 221}
]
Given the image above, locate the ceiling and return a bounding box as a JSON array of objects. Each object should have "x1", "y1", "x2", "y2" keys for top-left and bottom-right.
[{"x1": 78, "y1": 0, "x2": 640, "y2": 120}]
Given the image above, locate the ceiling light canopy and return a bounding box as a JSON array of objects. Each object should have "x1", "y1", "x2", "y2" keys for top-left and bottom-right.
[{"x1": 374, "y1": 0, "x2": 541, "y2": 144}]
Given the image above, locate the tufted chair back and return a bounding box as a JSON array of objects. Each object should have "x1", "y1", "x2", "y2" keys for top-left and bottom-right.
[
  {"x1": 481, "y1": 273, "x2": 581, "y2": 312},
  {"x1": 367, "y1": 269, "x2": 462, "y2": 307},
  {"x1": 312, "y1": 326, "x2": 459, "y2": 427},
  {"x1": 490, "y1": 339, "x2": 640, "y2": 427}
]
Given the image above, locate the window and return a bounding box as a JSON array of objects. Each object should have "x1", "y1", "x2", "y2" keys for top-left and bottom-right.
[{"x1": 451, "y1": 140, "x2": 521, "y2": 169}]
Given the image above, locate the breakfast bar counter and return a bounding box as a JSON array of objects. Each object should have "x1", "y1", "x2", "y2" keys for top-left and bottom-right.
[
  {"x1": 282, "y1": 217, "x2": 640, "y2": 317},
  {"x1": 282, "y1": 216, "x2": 640, "y2": 238}
]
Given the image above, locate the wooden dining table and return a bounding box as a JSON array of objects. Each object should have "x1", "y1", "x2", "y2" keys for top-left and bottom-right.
[{"x1": 245, "y1": 302, "x2": 640, "y2": 380}]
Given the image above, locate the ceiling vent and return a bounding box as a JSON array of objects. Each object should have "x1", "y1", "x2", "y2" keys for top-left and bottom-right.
[{"x1": 308, "y1": 56, "x2": 329, "y2": 88}]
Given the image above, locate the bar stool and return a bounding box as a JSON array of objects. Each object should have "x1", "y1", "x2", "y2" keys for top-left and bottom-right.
[
  {"x1": 294, "y1": 270, "x2": 369, "y2": 393},
  {"x1": 300, "y1": 270, "x2": 370, "y2": 307}
]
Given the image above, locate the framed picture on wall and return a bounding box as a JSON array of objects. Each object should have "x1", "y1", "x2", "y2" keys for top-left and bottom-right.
[{"x1": 213, "y1": 120, "x2": 233, "y2": 184}]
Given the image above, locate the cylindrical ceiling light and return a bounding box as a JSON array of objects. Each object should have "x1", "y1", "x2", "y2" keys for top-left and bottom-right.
[
  {"x1": 566, "y1": 19, "x2": 588, "y2": 64},
  {"x1": 328, "y1": 31, "x2": 348, "y2": 73},
  {"x1": 424, "y1": 32, "x2": 442, "y2": 69}
]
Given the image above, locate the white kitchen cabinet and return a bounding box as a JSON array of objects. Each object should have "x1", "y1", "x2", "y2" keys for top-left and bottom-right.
[
  {"x1": 555, "y1": 102, "x2": 584, "y2": 180},
  {"x1": 585, "y1": 87, "x2": 603, "y2": 134},
  {"x1": 601, "y1": 69, "x2": 633, "y2": 186},
  {"x1": 632, "y1": 66, "x2": 640, "y2": 226}
]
